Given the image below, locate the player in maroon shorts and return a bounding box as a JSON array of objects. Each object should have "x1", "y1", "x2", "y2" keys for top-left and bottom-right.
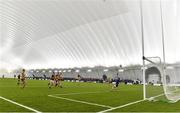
[{"x1": 21, "y1": 69, "x2": 26, "y2": 89}]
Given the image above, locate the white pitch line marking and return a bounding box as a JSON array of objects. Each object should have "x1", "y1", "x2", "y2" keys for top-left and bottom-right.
[
  {"x1": 51, "y1": 89, "x2": 122, "y2": 96},
  {"x1": 48, "y1": 95, "x2": 113, "y2": 108},
  {"x1": 98, "y1": 93, "x2": 165, "y2": 113},
  {"x1": 147, "y1": 93, "x2": 165, "y2": 101},
  {"x1": 0, "y1": 96, "x2": 42, "y2": 113},
  {"x1": 52, "y1": 91, "x2": 110, "y2": 96},
  {"x1": 97, "y1": 99, "x2": 145, "y2": 113}
]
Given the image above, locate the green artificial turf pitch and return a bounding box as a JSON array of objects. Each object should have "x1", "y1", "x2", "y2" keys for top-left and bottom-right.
[{"x1": 0, "y1": 78, "x2": 180, "y2": 112}]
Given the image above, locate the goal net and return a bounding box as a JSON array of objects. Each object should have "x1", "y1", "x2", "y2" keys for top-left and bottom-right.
[
  {"x1": 144, "y1": 57, "x2": 165, "y2": 101},
  {"x1": 163, "y1": 65, "x2": 180, "y2": 102},
  {"x1": 144, "y1": 57, "x2": 180, "y2": 102}
]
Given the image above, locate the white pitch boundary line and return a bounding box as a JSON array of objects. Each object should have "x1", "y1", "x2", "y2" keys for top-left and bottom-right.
[
  {"x1": 52, "y1": 91, "x2": 110, "y2": 96},
  {"x1": 98, "y1": 93, "x2": 165, "y2": 113},
  {"x1": 97, "y1": 99, "x2": 145, "y2": 113},
  {"x1": 48, "y1": 95, "x2": 113, "y2": 108},
  {"x1": 146, "y1": 93, "x2": 165, "y2": 101},
  {"x1": 0, "y1": 96, "x2": 42, "y2": 113},
  {"x1": 51, "y1": 89, "x2": 122, "y2": 96}
]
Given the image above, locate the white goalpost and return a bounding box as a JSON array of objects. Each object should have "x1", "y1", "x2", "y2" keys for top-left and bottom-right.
[{"x1": 140, "y1": 0, "x2": 180, "y2": 102}]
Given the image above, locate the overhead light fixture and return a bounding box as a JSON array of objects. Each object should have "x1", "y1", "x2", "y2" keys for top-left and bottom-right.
[
  {"x1": 68, "y1": 70, "x2": 71, "y2": 72},
  {"x1": 104, "y1": 69, "x2": 108, "y2": 72},
  {"x1": 76, "y1": 70, "x2": 80, "y2": 73},
  {"x1": 54, "y1": 70, "x2": 58, "y2": 73},
  {"x1": 118, "y1": 69, "x2": 124, "y2": 72},
  {"x1": 63, "y1": 70, "x2": 66, "y2": 73},
  {"x1": 87, "y1": 69, "x2": 92, "y2": 72}
]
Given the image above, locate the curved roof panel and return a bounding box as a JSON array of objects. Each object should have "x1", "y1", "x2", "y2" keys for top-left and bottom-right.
[{"x1": 0, "y1": 0, "x2": 179, "y2": 70}]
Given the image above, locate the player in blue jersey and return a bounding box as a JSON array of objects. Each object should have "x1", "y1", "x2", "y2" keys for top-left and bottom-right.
[{"x1": 112, "y1": 73, "x2": 120, "y2": 89}]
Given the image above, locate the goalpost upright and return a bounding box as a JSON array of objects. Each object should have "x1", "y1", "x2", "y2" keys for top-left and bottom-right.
[
  {"x1": 160, "y1": 0, "x2": 167, "y2": 93},
  {"x1": 140, "y1": 0, "x2": 167, "y2": 101},
  {"x1": 139, "y1": 0, "x2": 146, "y2": 100}
]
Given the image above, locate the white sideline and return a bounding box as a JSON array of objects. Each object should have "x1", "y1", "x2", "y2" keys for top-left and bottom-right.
[
  {"x1": 0, "y1": 96, "x2": 42, "y2": 113},
  {"x1": 48, "y1": 95, "x2": 113, "y2": 108},
  {"x1": 98, "y1": 93, "x2": 165, "y2": 113}
]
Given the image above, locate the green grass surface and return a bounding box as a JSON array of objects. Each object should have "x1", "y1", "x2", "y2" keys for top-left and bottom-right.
[{"x1": 0, "y1": 78, "x2": 180, "y2": 112}]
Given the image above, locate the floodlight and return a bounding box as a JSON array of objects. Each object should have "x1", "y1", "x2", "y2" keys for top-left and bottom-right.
[
  {"x1": 76, "y1": 70, "x2": 80, "y2": 72},
  {"x1": 87, "y1": 69, "x2": 92, "y2": 72},
  {"x1": 54, "y1": 70, "x2": 58, "y2": 72},
  {"x1": 63, "y1": 70, "x2": 66, "y2": 72},
  {"x1": 103, "y1": 69, "x2": 108, "y2": 72},
  {"x1": 118, "y1": 69, "x2": 124, "y2": 72},
  {"x1": 68, "y1": 70, "x2": 71, "y2": 72}
]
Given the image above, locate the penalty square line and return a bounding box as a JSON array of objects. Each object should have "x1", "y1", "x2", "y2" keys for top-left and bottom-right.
[
  {"x1": 52, "y1": 91, "x2": 110, "y2": 96},
  {"x1": 50, "y1": 90, "x2": 122, "y2": 96},
  {"x1": 0, "y1": 96, "x2": 42, "y2": 113},
  {"x1": 48, "y1": 94, "x2": 113, "y2": 108},
  {"x1": 97, "y1": 99, "x2": 145, "y2": 113},
  {"x1": 98, "y1": 93, "x2": 166, "y2": 113}
]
